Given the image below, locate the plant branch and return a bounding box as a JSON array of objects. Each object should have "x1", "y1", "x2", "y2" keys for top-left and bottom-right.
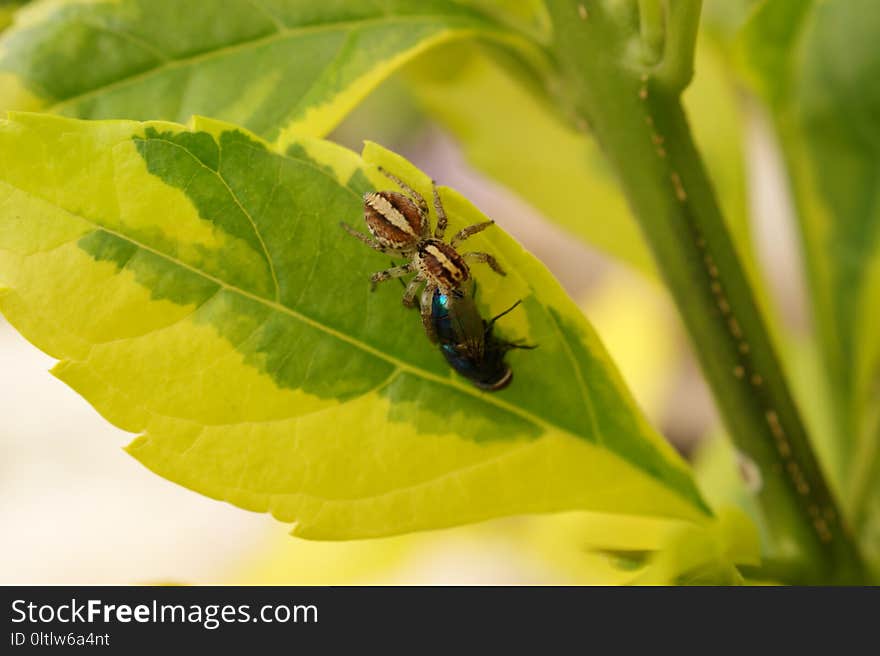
[
  {"x1": 655, "y1": 0, "x2": 701, "y2": 91},
  {"x1": 637, "y1": 0, "x2": 665, "y2": 65},
  {"x1": 543, "y1": 0, "x2": 864, "y2": 583}
]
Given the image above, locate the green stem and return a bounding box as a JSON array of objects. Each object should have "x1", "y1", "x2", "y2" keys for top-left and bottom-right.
[
  {"x1": 655, "y1": 0, "x2": 701, "y2": 91},
  {"x1": 544, "y1": 0, "x2": 863, "y2": 583},
  {"x1": 637, "y1": 0, "x2": 664, "y2": 65}
]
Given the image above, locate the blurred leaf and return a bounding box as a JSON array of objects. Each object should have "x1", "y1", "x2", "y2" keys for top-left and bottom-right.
[
  {"x1": 693, "y1": 431, "x2": 766, "y2": 541},
  {"x1": 0, "y1": 0, "x2": 530, "y2": 144},
  {"x1": 701, "y1": 0, "x2": 761, "y2": 44},
  {"x1": 457, "y1": 0, "x2": 550, "y2": 42},
  {"x1": 406, "y1": 37, "x2": 751, "y2": 278},
  {"x1": 523, "y1": 508, "x2": 760, "y2": 585},
  {"x1": 0, "y1": 112, "x2": 710, "y2": 539},
  {"x1": 579, "y1": 270, "x2": 680, "y2": 420},
  {"x1": 740, "y1": 0, "x2": 880, "y2": 529},
  {"x1": 232, "y1": 531, "x2": 420, "y2": 585},
  {"x1": 0, "y1": 1, "x2": 28, "y2": 33},
  {"x1": 629, "y1": 508, "x2": 760, "y2": 585},
  {"x1": 232, "y1": 518, "x2": 552, "y2": 585},
  {"x1": 328, "y1": 75, "x2": 426, "y2": 152},
  {"x1": 523, "y1": 512, "x2": 683, "y2": 584}
]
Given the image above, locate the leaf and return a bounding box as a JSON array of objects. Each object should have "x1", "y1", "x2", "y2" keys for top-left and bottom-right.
[
  {"x1": 628, "y1": 508, "x2": 760, "y2": 585},
  {"x1": 578, "y1": 271, "x2": 680, "y2": 420},
  {"x1": 0, "y1": 0, "x2": 528, "y2": 144},
  {"x1": 523, "y1": 509, "x2": 760, "y2": 585},
  {"x1": 0, "y1": 1, "x2": 28, "y2": 33},
  {"x1": 740, "y1": 0, "x2": 880, "y2": 524},
  {"x1": 455, "y1": 0, "x2": 550, "y2": 43},
  {"x1": 234, "y1": 531, "x2": 421, "y2": 585},
  {"x1": 523, "y1": 512, "x2": 685, "y2": 584},
  {"x1": 0, "y1": 112, "x2": 710, "y2": 538},
  {"x1": 404, "y1": 37, "x2": 752, "y2": 277}
]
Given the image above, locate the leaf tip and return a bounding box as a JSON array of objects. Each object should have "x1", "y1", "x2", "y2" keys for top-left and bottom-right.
[
  {"x1": 48, "y1": 359, "x2": 70, "y2": 378},
  {"x1": 124, "y1": 434, "x2": 150, "y2": 455}
]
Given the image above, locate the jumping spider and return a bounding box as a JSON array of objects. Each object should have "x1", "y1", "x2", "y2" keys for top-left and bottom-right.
[{"x1": 341, "y1": 166, "x2": 505, "y2": 340}]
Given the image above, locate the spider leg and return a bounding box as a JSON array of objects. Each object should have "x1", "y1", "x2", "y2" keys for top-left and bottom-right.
[
  {"x1": 450, "y1": 220, "x2": 494, "y2": 247},
  {"x1": 433, "y1": 182, "x2": 448, "y2": 240},
  {"x1": 390, "y1": 261, "x2": 409, "y2": 289},
  {"x1": 401, "y1": 272, "x2": 425, "y2": 307},
  {"x1": 370, "y1": 262, "x2": 417, "y2": 291},
  {"x1": 463, "y1": 251, "x2": 506, "y2": 276},
  {"x1": 420, "y1": 282, "x2": 438, "y2": 342},
  {"x1": 378, "y1": 166, "x2": 428, "y2": 216},
  {"x1": 341, "y1": 221, "x2": 397, "y2": 254}
]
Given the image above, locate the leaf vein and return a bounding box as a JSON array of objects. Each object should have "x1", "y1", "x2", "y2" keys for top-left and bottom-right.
[{"x1": 136, "y1": 134, "x2": 282, "y2": 300}]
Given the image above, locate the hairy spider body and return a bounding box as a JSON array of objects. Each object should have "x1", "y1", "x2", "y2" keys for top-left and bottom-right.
[
  {"x1": 416, "y1": 239, "x2": 469, "y2": 290},
  {"x1": 341, "y1": 167, "x2": 505, "y2": 340},
  {"x1": 430, "y1": 283, "x2": 535, "y2": 391},
  {"x1": 363, "y1": 190, "x2": 427, "y2": 249}
]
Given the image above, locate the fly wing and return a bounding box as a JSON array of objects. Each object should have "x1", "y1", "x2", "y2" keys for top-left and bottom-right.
[{"x1": 447, "y1": 291, "x2": 485, "y2": 359}]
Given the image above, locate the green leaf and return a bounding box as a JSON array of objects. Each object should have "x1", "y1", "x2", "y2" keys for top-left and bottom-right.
[
  {"x1": 740, "y1": 0, "x2": 880, "y2": 528},
  {"x1": 456, "y1": 0, "x2": 551, "y2": 42},
  {"x1": 0, "y1": 0, "x2": 529, "y2": 144},
  {"x1": 405, "y1": 37, "x2": 751, "y2": 277},
  {"x1": 0, "y1": 112, "x2": 710, "y2": 539},
  {"x1": 629, "y1": 508, "x2": 760, "y2": 585}
]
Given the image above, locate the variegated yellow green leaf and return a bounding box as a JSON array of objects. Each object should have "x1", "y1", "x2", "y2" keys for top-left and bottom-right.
[
  {"x1": 0, "y1": 0, "x2": 535, "y2": 144},
  {"x1": 0, "y1": 112, "x2": 709, "y2": 539}
]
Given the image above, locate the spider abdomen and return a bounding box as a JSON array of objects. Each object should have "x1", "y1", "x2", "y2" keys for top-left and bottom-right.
[{"x1": 364, "y1": 191, "x2": 425, "y2": 249}]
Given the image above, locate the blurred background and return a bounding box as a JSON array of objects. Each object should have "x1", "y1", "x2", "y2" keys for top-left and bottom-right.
[{"x1": 1, "y1": 1, "x2": 811, "y2": 584}]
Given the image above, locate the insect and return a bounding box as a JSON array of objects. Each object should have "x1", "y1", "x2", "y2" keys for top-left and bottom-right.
[
  {"x1": 430, "y1": 282, "x2": 536, "y2": 391},
  {"x1": 341, "y1": 166, "x2": 505, "y2": 339}
]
